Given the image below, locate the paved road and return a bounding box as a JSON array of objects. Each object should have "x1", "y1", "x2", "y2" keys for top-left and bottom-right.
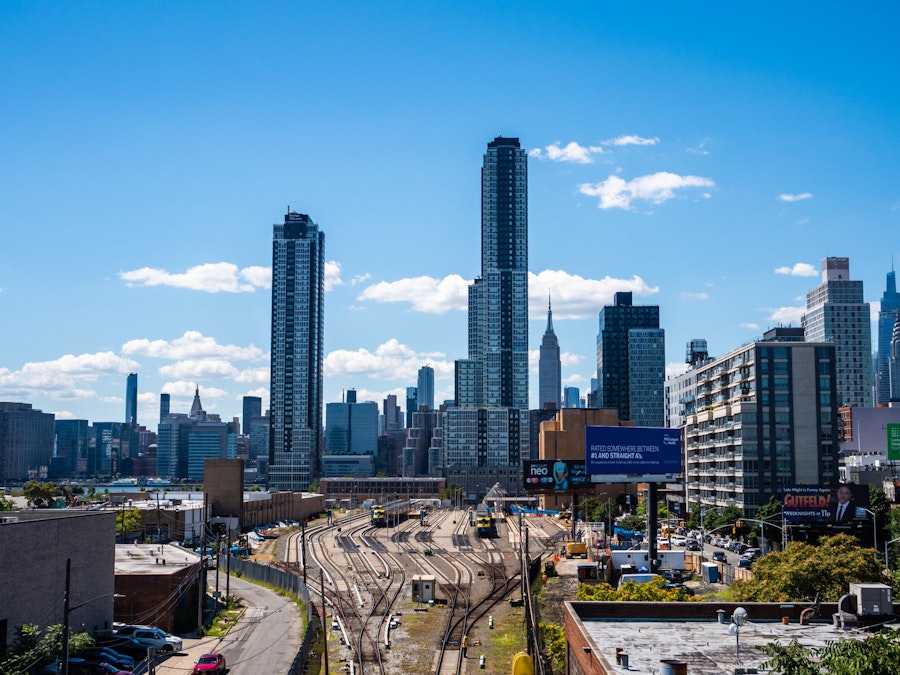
[{"x1": 154, "y1": 574, "x2": 303, "y2": 675}]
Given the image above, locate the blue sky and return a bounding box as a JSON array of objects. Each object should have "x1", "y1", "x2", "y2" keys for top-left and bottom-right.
[{"x1": 2, "y1": 2, "x2": 899, "y2": 429}]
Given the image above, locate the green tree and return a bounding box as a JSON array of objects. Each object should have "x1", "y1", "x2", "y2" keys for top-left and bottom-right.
[
  {"x1": 577, "y1": 576, "x2": 698, "y2": 602},
  {"x1": 0, "y1": 623, "x2": 93, "y2": 675},
  {"x1": 0, "y1": 492, "x2": 14, "y2": 511},
  {"x1": 115, "y1": 506, "x2": 143, "y2": 540},
  {"x1": 618, "y1": 514, "x2": 645, "y2": 533},
  {"x1": 22, "y1": 480, "x2": 58, "y2": 508},
  {"x1": 733, "y1": 534, "x2": 883, "y2": 602},
  {"x1": 760, "y1": 631, "x2": 900, "y2": 674},
  {"x1": 538, "y1": 622, "x2": 566, "y2": 672}
]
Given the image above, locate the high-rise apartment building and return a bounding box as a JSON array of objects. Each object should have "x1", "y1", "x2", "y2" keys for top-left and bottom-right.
[
  {"x1": 802, "y1": 257, "x2": 873, "y2": 408},
  {"x1": 538, "y1": 297, "x2": 561, "y2": 409},
  {"x1": 595, "y1": 291, "x2": 665, "y2": 427},
  {"x1": 682, "y1": 336, "x2": 838, "y2": 515},
  {"x1": 876, "y1": 269, "x2": 900, "y2": 405},
  {"x1": 125, "y1": 373, "x2": 138, "y2": 426},
  {"x1": 268, "y1": 210, "x2": 325, "y2": 491},
  {"x1": 456, "y1": 136, "x2": 529, "y2": 409},
  {"x1": 417, "y1": 366, "x2": 435, "y2": 411},
  {"x1": 242, "y1": 396, "x2": 262, "y2": 435}
]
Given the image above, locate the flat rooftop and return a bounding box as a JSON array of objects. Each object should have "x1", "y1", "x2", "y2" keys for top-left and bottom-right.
[
  {"x1": 584, "y1": 618, "x2": 866, "y2": 674},
  {"x1": 115, "y1": 543, "x2": 201, "y2": 575}
]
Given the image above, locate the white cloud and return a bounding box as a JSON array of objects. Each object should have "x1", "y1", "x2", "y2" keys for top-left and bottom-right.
[
  {"x1": 778, "y1": 192, "x2": 813, "y2": 202},
  {"x1": 529, "y1": 270, "x2": 659, "y2": 319},
  {"x1": 775, "y1": 263, "x2": 818, "y2": 277},
  {"x1": 324, "y1": 339, "x2": 453, "y2": 381},
  {"x1": 687, "y1": 139, "x2": 710, "y2": 155},
  {"x1": 0, "y1": 351, "x2": 139, "y2": 400},
  {"x1": 158, "y1": 359, "x2": 241, "y2": 380},
  {"x1": 766, "y1": 306, "x2": 805, "y2": 325},
  {"x1": 120, "y1": 262, "x2": 268, "y2": 293},
  {"x1": 351, "y1": 273, "x2": 372, "y2": 286},
  {"x1": 122, "y1": 331, "x2": 266, "y2": 362},
  {"x1": 324, "y1": 260, "x2": 343, "y2": 291},
  {"x1": 240, "y1": 266, "x2": 272, "y2": 288},
  {"x1": 666, "y1": 362, "x2": 689, "y2": 379},
  {"x1": 529, "y1": 142, "x2": 603, "y2": 164},
  {"x1": 606, "y1": 135, "x2": 659, "y2": 147},
  {"x1": 681, "y1": 291, "x2": 709, "y2": 300},
  {"x1": 357, "y1": 274, "x2": 470, "y2": 314},
  {"x1": 560, "y1": 352, "x2": 584, "y2": 367},
  {"x1": 579, "y1": 172, "x2": 715, "y2": 210},
  {"x1": 739, "y1": 322, "x2": 760, "y2": 331}
]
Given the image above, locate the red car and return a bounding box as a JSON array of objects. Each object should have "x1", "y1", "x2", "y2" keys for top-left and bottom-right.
[{"x1": 192, "y1": 653, "x2": 226, "y2": 674}]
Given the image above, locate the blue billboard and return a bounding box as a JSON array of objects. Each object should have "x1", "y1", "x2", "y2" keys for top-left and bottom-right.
[{"x1": 585, "y1": 426, "x2": 682, "y2": 475}]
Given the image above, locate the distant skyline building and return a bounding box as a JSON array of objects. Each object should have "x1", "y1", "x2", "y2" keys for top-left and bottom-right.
[
  {"x1": 891, "y1": 317, "x2": 900, "y2": 401},
  {"x1": 595, "y1": 291, "x2": 665, "y2": 427},
  {"x1": 242, "y1": 396, "x2": 262, "y2": 435},
  {"x1": 538, "y1": 296, "x2": 561, "y2": 409},
  {"x1": 876, "y1": 269, "x2": 900, "y2": 405},
  {"x1": 268, "y1": 210, "x2": 325, "y2": 491},
  {"x1": 417, "y1": 365, "x2": 435, "y2": 411},
  {"x1": 159, "y1": 393, "x2": 170, "y2": 423},
  {"x1": 406, "y1": 386, "x2": 417, "y2": 428},
  {"x1": 52, "y1": 418, "x2": 89, "y2": 478},
  {"x1": 382, "y1": 394, "x2": 402, "y2": 433},
  {"x1": 0, "y1": 402, "x2": 54, "y2": 482},
  {"x1": 125, "y1": 373, "x2": 138, "y2": 425},
  {"x1": 456, "y1": 136, "x2": 529, "y2": 410},
  {"x1": 325, "y1": 398, "x2": 379, "y2": 458},
  {"x1": 563, "y1": 387, "x2": 581, "y2": 409},
  {"x1": 802, "y1": 257, "x2": 873, "y2": 408}
]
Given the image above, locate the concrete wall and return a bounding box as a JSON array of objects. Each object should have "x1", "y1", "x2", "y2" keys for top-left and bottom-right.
[{"x1": 0, "y1": 511, "x2": 116, "y2": 651}]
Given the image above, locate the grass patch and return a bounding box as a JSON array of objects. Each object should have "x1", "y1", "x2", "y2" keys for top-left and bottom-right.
[
  {"x1": 205, "y1": 603, "x2": 244, "y2": 637},
  {"x1": 480, "y1": 607, "x2": 527, "y2": 675}
]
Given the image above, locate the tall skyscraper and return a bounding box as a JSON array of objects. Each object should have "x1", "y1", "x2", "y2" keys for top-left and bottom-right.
[
  {"x1": 242, "y1": 396, "x2": 262, "y2": 435},
  {"x1": 269, "y1": 210, "x2": 325, "y2": 491},
  {"x1": 125, "y1": 373, "x2": 138, "y2": 425},
  {"x1": 876, "y1": 269, "x2": 900, "y2": 405},
  {"x1": 405, "y1": 386, "x2": 417, "y2": 428},
  {"x1": 802, "y1": 257, "x2": 873, "y2": 408},
  {"x1": 159, "y1": 393, "x2": 170, "y2": 423},
  {"x1": 595, "y1": 291, "x2": 665, "y2": 427},
  {"x1": 538, "y1": 296, "x2": 561, "y2": 409},
  {"x1": 456, "y1": 135, "x2": 529, "y2": 409},
  {"x1": 417, "y1": 365, "x2": 435, "y2": 411}
]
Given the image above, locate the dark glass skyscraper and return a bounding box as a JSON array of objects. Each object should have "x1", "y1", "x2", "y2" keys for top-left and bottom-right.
[
  {"x1": 268, "y1": 210, "x2": 325, "y2": 491},
  {"x1": 595, "y1": 291, "x2": 665, "y2": 427},
  {"x1": 876, "y1": 269, "x2": 900, "y2": 405},
  {"x1": 125, "y1": 373, "x2": 138, "y2": 425},
  {"x1": 242, "y1": 395, "x2": 262, "y2": 435}
]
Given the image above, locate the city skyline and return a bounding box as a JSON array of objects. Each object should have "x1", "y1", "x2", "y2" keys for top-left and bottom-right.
[{"x1": 2, "y1": 4, "x2": 899, "y2": 428}]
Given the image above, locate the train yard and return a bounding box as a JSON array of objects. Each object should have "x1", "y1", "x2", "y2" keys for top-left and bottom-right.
[{"x1": 278, "y1": 504, "x2": 567, "y2": 675}]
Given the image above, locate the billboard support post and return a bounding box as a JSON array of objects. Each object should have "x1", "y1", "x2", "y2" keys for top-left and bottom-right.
[{"x1": 647, "y1": 483, "x2": 658, "y2": 573}]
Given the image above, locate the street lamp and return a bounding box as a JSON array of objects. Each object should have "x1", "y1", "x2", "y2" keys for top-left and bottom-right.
[
  {"x1": 730, "y1": 607, "x2": 748, "y2": 665},
  {"x1": 61, "y1": 558, "x2": 124, "y2": 675},
  {"x1": 885, "y1": 535, "x2": 900, "y2": 571}
]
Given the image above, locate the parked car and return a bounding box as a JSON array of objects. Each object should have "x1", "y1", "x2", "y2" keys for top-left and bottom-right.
[
  {"x1": 738, "y1": 557, "x2": 753, "y2": 570},
  {"x1": 686, "y1": 539, "x2": 701, "y2": 551},
  {"x1": 742, "y1": 548, "x2": 761, "y2": 560},
  {"x1": 671, "y1": 536, "x2": 687, "y2": 547},
  {"x1": 128, "y1": 627, "x2": 183, "y2": 653},
  {"x1": 93, "y1": 636, "x2": 150, "y2": 659},
  {"x1": 76, "y1": 647, "x2": 135, "y2": 670},
  {"x1": 711, "y1": 551, "x2": 727, "y2": 563},
  {"x1": 113, "y1": 624, "x2": 157, "y2": 637},
  {"x1": 660, "y1": 569, "x2": 684, "y2": 584},
  {"x1": 192, "y1": 652, "x2": 226, "y2": 674}
]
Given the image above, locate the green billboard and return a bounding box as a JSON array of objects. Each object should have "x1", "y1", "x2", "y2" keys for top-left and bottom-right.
[{"x1": 888, "y1": 424, "x2": 900, "y2": 461}]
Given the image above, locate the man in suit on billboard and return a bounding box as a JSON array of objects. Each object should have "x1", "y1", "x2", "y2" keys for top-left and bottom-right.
[{"x1": 828, "y1": 485, "x2": 856, "y2": 524}]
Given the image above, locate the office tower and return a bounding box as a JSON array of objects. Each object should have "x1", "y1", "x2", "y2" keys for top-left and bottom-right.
[
  {"x1": 325, "y1": 399, "x2": 378, "y2": 455},
  {"x1": 876, "y1": 270, "x2": 900, "y2": 405},
  {"x1": 125, "y1": 373, "x2": 138, "y2": 425},
  {"x1": 802, "y1": 257, "x2": 873, "y2": 408},
  {"x1": 189, "y1": 385, "x2": 206, "y2": 421},
  {"x1": 90, "y1": 421, "x2": 136, "y2": 477},
  {"x1": 53, "y1": 419, "x2": 90, "y2": 478},
  {"x1": 159, "y1": 393, "x2": 170, "y2": 423},
  {"x1": 538, "y1": 296, "x2": 561, "y2": 409},
  {"x1": 269, "y1": 210, "x2": 325, "y2": 491},
  {"x1": 417, "y1": 365, "x2": 435, "y2": 411},
  {"x1": 563, "y1": 387, "x2": 581, "y2": 408},
  {"x1": 595, "y1": 291, "x2": 665, "y2": 427},
  {"x1": 242, "y1": 396, "x2": 262, "y2": 435},
  {"x1": 382, "y1": 394, "x2": 402, "y2": 432},
  {"x1": 0, "y1": 402, "x2": 54, "y2": 481},
  {"x1": 457, "y1": 136, "x2": 529, "y2": 409},
  {"x1": 683, "y1": 338, "x2": 838, "y2": 515},
  {"x1": 406, "y1": 387, "x2": 418, "y2": 428}
]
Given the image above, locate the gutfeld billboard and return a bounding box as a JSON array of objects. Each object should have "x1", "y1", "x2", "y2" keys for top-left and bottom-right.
[
  {"x1": 523, "y1": 459, "x2": 591, "y2": 493},
  {"x1": 782, "y1": 485, "x2": 869, "y2": 525},
  {"x1": 585, "y1": 426, "x2": 682, "y2": 476}
]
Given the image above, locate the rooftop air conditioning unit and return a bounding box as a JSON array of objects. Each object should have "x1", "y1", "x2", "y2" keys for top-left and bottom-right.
[{"x1": 849, "y1": 583, "x2": 893, "y2": 616}]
